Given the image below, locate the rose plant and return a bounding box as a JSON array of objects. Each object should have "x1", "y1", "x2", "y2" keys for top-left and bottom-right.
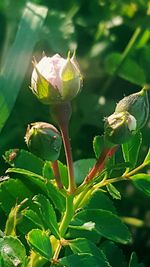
[{"x1": 0, "y1": 52, "x2": 150, "y2": 267}]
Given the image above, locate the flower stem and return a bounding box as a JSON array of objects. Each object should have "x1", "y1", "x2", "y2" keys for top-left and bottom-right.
[
  {"x1": 51, "y1": 102, "x2": 76, "y2": 194},
  {"x1": 60, "y1": 123, "x2": 76, "y2": 193},
  {"x1": 51, "y1": 160, "x2": 63, "y2": 189}
]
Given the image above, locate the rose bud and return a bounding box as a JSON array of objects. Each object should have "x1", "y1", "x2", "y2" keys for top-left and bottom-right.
[
  {"x1": 104, "y1": 111, "x2": 137, "y2": 144},
  {"x1": 30, "y1": 52, "x2": 82, "y2": 105},
  {"x1": 25, "y1": 122, "x2": 62, "y2": 161},
  {"x1": 115, "y1": 87, "x2": 149, "y2": 129}
]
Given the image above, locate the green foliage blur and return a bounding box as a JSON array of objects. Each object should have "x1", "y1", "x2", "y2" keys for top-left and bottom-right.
[{"x1": 0, "y1": 0, "x2": 150, "y2": 266}]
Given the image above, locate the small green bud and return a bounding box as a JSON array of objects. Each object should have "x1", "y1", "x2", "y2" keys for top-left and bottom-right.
[
  {"x1": 104, "y1": 111, "x2": 137, "y2": 144},
  {"x1": 115, "y1": 87, "x2": 149, "y2": 129},
  {"x1": 25, "y1": 122, "x2": 62, "y2": 161},
  {"x1": 31, "y1": 53, "x2": 82, "y2": 105}
]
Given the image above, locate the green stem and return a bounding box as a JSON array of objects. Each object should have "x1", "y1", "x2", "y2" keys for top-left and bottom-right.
[
  {"x1": 52, "y1": 195, "x2": 74, "y2": 262},
  {"x1": 74, "y1": 185, "x2": 91, "y2": 210},
  {"x1": 101, "y1": 26, "x2": 142, "y2": 95}
]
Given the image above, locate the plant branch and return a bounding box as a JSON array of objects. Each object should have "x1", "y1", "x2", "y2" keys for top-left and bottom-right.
[
  {"x1": 52, "y1": 195, "x2": 74, "y2": 263},
  {"x1": 84, "y1": 145, "x2": 118, "y2": 183},
  {"x1": 60, "y1": 123, "x2": 76, "y2": 194},
  {"x1": 51, "y1": 102, "x2": 76, "y2": 194}
]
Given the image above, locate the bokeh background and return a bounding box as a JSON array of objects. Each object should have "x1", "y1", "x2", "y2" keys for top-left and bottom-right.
[{"x1": 0, "y1": 0, "x2": 150, "y2": 266}]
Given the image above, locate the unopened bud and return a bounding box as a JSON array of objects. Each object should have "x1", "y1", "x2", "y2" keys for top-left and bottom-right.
[
  {"x1": 31, "y1": 53, "x2": 82, "y2": 105},
  {"x1": 104, "y1": 111, "x2": 137, "y2": 144},
  {"x1": 115, "y1": 87, "x2": 149, "y2": 129},
  {"x1": 25, "y1": 122, "x2": 62, "y2": 161}
]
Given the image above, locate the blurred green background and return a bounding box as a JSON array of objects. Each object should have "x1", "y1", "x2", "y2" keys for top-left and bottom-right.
[{"x1": 0, "y1": 0, "x2": 150, "y2": 265}]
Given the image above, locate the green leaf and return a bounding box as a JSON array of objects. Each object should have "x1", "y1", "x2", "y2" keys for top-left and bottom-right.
[
  {"x1": 74, "y1": 159, "x2": 96, "y2": 184},
  {"x1": 100, "y1": 241, "x2": 127, "y2": 267},
  {"x1": 4, "y1": 167, "x2": 49, "y2": 200},
  {"x1": 122, "y1": 132, "x2": 142, "y2": 170},
  {"x1": 93, "y1": 135, "x2": 104, "y2": 158},
  {"x1": 6, "y1": 168, "x2": 45, "y2": 181},
  {"x1": 72, "y1": 209, "x2": 131, "y2": 244},
  {"x1": 67, "y1": 223, "x2": 101, "y2": 243},
  {"x1": 85, "y1": 190, "x2": 117, "y2": 214},
  {"x1": 106, "y1": 184, "x2": 121, "y2": 200},
  {"x1": 0, "y1": 2, "x2": 48, "y2": 133},
  {"x1": 59, "y1": 253, "x2": 107, "y2": 267},
  {"x1": 105, "y1": 52, "x2": 146, "y2": 86},
  {"x1": 33, "y1": 194, "x2": 60, "y2": 239},
  {"x1": 5, "y1": 200, "x2": 27, "y2": 236},
  {"x1": 129, "y1": 252, "x2": 145, "y2": 267},
  {"x1": 4, "y1": 149, "x2": 44, "y2": 175},
  {"x1": 132, "y1": 173, "x2": 150, "y2": 197},
  {"x1": 42, "y1": 162, "x2": 54, "y2": 180},
  {"x1": 0, "y1": 179, "x2": 32, "y2": 214},
  {"x1": 46, "y1": 181, "x2": 65, "y2": 212},
  {"x1": 58, "y1": 161, "x2": 68, "y2": 188},
  {"x1": 0, "y1": 236, "x2": 26, "y2": 267},
  {"x1": 27, "y1": 229, "x2": 52, "y2": 260},
  {"x1": 21, "y1": 209, "x2": 44, "y2": 232},
  {"x1": 143, "y1": 148, "x2": 150, "y2": 165},
  {"x1": 69, "y1": 238, "x2": 111, "y2": 267}
]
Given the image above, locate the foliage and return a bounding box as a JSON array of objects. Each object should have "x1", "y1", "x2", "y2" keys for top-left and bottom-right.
[{"x1": 0, "y1": 0, "x2": 150, "y2": 267}]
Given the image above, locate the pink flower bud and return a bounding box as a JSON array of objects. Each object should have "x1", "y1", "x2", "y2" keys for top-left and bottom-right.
[{"x1": 31, "y1": 53, "x2": 82, "y2": 105}]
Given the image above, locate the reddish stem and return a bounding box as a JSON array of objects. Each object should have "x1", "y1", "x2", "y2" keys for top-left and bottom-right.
[
  {"x1": 84, "y1": 145, "x2": 119, "y2": 183},
  {"x1": 51, "y1": 102, "x2": 76, "y2": 194},
  {"x1": 60, "y1": 123, "x2": 76, "y2": 194},
  {"x1": 51, "y1": 160, "x2": 63, "y2": 189}
]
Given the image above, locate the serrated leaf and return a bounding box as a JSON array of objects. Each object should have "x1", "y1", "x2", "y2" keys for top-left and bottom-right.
[
  {"x1": 58, "y1": 161, "x2": 68, "y2": 188},
  {"x1": 143, "y1": 148, "x2": 150, "y2": 165},
  {"x1": 122, "y1": 132, "x2": 142, "y2": 170},
  {"x1": 105, "y1": 53, "x2": 146, "y2": 86},
  {"x1": 74, "y1": 159, "x2": 96, "y2": 184},
  {"x1": 59, "y1": 253, "x2": 106, "y2": 267},
  {"x1": 132, "y1": 173, "x2": 150, "y2": 197},
  {"x1": 22, "y1": 209, "x2": 44, "y2": 230},
  {"x1": 0, "y1": 2, "x2": 48, "y2": 133},
  {"x1": 72, "y1": 209, "x2": 131, "y2": 244},
  {"x1": 93, "y1": 135, "x2": 105, "y2": 158},
  {"x1": 0, "y1": 179, "x2": 32, "y2": 214},
  {"x1": 46, "y1": 181, "x2": 65, "y2": 212},
  {"x1": 33, "y1": 194, "x2": 60, "y2": 239},
  {"x1": 6, "y1": 168, "x2": 45, "y2": 181},
  {"x1": 27, "y1": 229, "x2": 52, "y2": 260},
  {"x1": 100, "y1": 241, "x2": 127, "y2": 267},
  {"x1": 5, "y1": 200, "x2": 27, "y2": 237},
  {"x1": 85, "y1": 190, "x2": 117, "y2": 214},
  {"x1": 69, "y1": 238, "x2": 111, "y2": 267},
  {"x1": 4, "y1": 149, "x2": 44, "y2": 175},
  {"x1": 129, "y1": 252, "x2": 145, "y2": 267},
  {"x1": 106, "y1": 184, "x2": 121, "y2": 200},
  {"x1": 42, "y1": 161, "x2": 54, "y2": 180},
  {"x1": 0, "y1": 236, "x2": 26, "y2": 267},
  {"x1": 67, "y1": 223, "x2": 101, "y2": 243}
]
